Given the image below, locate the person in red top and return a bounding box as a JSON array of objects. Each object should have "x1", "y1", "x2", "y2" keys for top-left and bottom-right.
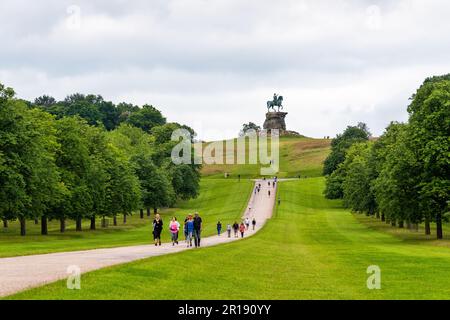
[{"x1": 239, "y1": 222, "x2": 246, "y2": 238}]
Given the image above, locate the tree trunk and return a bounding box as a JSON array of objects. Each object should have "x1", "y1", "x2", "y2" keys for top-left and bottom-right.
[
  {"x1": 425, "y1": 218, "x2": 431, "y2": 236},
  {"x1": 398, "y1": 220, "x2": 404, "y2": 228},
  {"x1": 41, "y1": 215, "x2": 48, "y2": 235},
  {"x1": 140, "y1": 209, "x2": 144, "y2": 219},
  {"x1": 391, "y1": 220, "x2": 396, "y2": 227},
  {"x1": 147, "y1": 208, "x2": 151, "y2": 217},
  {"x1": 19, "y1": 216, "x2": 26, "y2": 236},
  {"x1": 113, "y1": 215, "x2": 117, "y2": 226},
  {"x1": 2, "y1": 219, "x2": 7, "y2": 228},
  {"x1": 381, "y1": 213, "x2": 385, "y2": 222},
  {"x1": 123, "y1": 214, "x2": 127, "y2": 224},
  {"x1": 436, "y1": 213, "x2": 443, "y2": 240},
  {"x1": 375, "y1": 211, "x2": 380, "y2": 219},
  {"x1": 153, "y1": 207, "x2": 157, "y2": 214},
  {"x1": 406, "y1": 221, "x2": 412, "y2": 230},
  {"x1": 90, "y1": 216, "x2": 96, "y2": 230},
  {"x1": 60, "y1": 218, "x2": 66, "y2": 233},
  {"x1": 34, "y1": 218, "x2": 39, "y2": 225},
  {"x1": 76, "y1": 217, "x2": 82, "y2": 231}
]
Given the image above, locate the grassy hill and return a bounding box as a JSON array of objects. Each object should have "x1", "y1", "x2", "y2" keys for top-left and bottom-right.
[
  {"x1": 200, "y1": 136, "x2": 331, "y2": 178},
  {"x1": 13, "y1": 178, "x2": 450, "y2": 300}
]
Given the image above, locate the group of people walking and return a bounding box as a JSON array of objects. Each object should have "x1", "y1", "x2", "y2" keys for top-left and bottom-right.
[
  {"x1": 152, "y1": 213, "x2": 202, "y2": 247},
  {"x1": 216, "y1": 217, "x2": 256, "y2": 239},
  {"x1": 152, "y1": 178, "x2": 275, "y2": 247},
  {"x1": 152, "y1": 213, "x2": 257, "y2": 247}
]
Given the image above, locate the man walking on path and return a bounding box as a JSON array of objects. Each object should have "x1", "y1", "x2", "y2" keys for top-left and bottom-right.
[
  {"x1": 252, "y1": 217, "x2": 256, "y2": 230},
  {"x1": 217, "y1": 221, "x2": 222, "y2": 236},
  {"x1": 268, "y1": 190, "x2": 271, "y2": 197},
  {"x1": 232, "y1": 221, "x2": 239, "y2": 238},
  {"x1": 193, "y1": 212, "x2": 202, "y2": 248}
]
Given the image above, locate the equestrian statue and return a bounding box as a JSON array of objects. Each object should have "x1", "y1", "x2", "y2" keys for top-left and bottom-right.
[{"x1": 267, "y1": 93, "x2": 283, "y2": 112}]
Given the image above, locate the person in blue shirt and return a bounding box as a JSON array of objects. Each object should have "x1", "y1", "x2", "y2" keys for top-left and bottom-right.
[{"x1": 185, "y1": 214, "x2": 194, "y2": 248}]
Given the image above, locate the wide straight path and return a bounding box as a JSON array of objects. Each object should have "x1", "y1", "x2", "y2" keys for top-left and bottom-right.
[{"x1": 0, "y1": 179, "x2": 277, "y2": 297}]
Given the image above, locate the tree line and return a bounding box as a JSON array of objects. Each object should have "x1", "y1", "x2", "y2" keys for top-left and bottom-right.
[
  {"x1": 0, "y1": 83, "x2": 200, "y2": 236},
  {"x1": 323, "y1": 75, "x2": 449, "y2": 239}
]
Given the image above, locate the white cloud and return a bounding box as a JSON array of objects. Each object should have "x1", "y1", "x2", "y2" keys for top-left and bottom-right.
[{"x1": 1, "y1": 0, "x2": 450, "y2": 140}]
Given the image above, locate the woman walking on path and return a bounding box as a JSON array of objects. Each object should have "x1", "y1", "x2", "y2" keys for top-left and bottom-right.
[
  {"x1": 152, "y1": 214, "x2": 163, "y2": 246},
  {"x1": 217, "y1": 221, "x2": 222, "y2": 236},
  {"x1": 232, "y1": 221, "x2": 239, "y2": 238},
  {"x1": 252, "y1": 217, "x2": 256, "y2": 230},
  {"x1": 185, "y1": 214, "x2": 194, "y2": 247},
  {"x1": 239, "y1": 222, "x2": 246, "y2": 238},
  {"x1": 169, "y1": 217, "x2": 180, "y2": 246},
  {"x1": 227, "y1": 223, "x2": 232, "y2": 238}
]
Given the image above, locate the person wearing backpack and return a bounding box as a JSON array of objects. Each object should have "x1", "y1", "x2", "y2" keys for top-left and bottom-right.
[{"x1": 169, "y1": 217, "x2": 180, "y2": 246}]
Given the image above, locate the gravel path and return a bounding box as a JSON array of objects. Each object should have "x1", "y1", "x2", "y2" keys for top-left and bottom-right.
[{"x1": 0, "y1": 179, "x2": 277, "y2": 297}]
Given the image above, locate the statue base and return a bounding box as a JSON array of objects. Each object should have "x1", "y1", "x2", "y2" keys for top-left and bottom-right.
[{"x1": 263, "y1": 112, "x2": 288, "y2": 133}]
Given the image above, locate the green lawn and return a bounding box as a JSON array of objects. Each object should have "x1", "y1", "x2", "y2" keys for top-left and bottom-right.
[
  {"x1": 0, "y1": 179, "x2": 252, "y2": 258},
  {"x1": 10, "y1": 177, "x2": 450, "y2": 300}
]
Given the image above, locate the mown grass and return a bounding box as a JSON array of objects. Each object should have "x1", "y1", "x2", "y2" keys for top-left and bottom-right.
[
  {"x1": 10, "y1": 178, "x2": 450, "y2": 300},
  {"x1": 0, "y1": 179, "x2": 252, "y2": 258},
  {"x1": 201, "y1": 136, "x2": 330, "y2": 179}
]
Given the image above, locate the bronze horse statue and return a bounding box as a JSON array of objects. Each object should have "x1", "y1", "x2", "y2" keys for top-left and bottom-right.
[{"x1": 267, "y1": 95, "x2": 283, "y2": 112}]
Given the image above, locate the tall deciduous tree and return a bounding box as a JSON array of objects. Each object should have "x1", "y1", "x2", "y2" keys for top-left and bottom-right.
[{"x1": 407, "y1": 75, "x2": 450, "y2": 239}]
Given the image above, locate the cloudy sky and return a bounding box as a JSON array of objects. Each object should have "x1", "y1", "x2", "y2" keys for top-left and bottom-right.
[{"x1": 1, "y1": 0, "x2": 449, "y2": 140}]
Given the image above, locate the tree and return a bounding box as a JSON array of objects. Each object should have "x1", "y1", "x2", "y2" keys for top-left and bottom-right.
[
  {"x1": 240, "y1": 122, "x2": 261, "y2": 136},
  {"x1": 127, "y1": 104, "x2": 166, "y2": 133},
  {"x1": 133, "y1": 153, "x2": 175, "y2": 216},
  {"x1": 34, "y1": 95, "x2": 56, "y2": 108},
  {"x1": 373, "y1": 124, "x2": 422, "y2": 229},
  {"x1": 170, "y1": 164, "x2": 200, "y2": 200},
  {"x1": 54, "y1": 117, "x2": 95, "y2": 232},
  {"x1": 323, "y1": 123, "x2": 370, "y2": 176},
  {"x1": 0, "y1": 84, "x2": 61, "y2": 235},
  {"x1": 105, "y1": 146, "x2": 141, "y2": 226},
  {"x1": 324, "y1": 123, "x2": 371, "y2": 199},
  {"x1": 407, "y1": 75, "x2": 450, "y2": 239}
]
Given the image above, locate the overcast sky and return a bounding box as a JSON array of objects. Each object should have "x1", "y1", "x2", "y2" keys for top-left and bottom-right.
[{"x1": 1, "y1": 0, "x2": 449, "y2": 140}]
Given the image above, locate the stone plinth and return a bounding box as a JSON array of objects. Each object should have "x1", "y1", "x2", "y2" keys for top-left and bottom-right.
[{"x1": 263, "y1": 112, "x2": 288, "y2": 132}]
